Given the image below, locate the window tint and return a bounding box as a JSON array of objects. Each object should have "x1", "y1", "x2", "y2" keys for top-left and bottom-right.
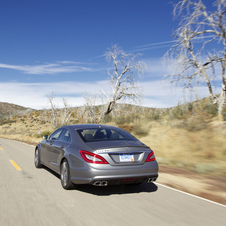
[
  {"x1": 49, "y1": 129, "x2": 63, "y2": 141},
  {"x1": 77, "y1": 128, "x2": 137, "y2": 142},
  {"x1": 59, "y1": 129, "x2": 71, "y2": 143}
]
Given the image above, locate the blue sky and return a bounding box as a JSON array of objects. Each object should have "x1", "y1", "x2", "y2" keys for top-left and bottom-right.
[{"x1": 0, "y1": 0, "x2": 217, "y2": 109}]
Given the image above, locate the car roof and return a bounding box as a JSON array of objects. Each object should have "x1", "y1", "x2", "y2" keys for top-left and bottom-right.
[{"x1": 62, "y1": 124, "x2": 118, "y2": 130}]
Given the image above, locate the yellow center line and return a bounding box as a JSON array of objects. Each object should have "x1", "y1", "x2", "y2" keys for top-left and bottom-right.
[
  {"x1": 9, "y1": 160, "x2": 22, "y2": 171},
  {"x1": 0, "y1": 147, "x2": 3, "y2": 150}
]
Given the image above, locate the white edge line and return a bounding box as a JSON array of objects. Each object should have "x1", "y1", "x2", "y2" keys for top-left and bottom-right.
[{"x1": 155, "y1": 182, "x2": 226, "y2": 208}]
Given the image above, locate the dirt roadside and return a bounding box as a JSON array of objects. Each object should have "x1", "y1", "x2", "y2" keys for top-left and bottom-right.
[{"x1": 158, "y1": 165, "x2": 226, "y2": 205}]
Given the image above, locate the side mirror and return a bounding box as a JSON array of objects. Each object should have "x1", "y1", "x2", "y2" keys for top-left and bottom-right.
[{"x1": 43, "y1": 135, "x2": 49, "y2": 140}]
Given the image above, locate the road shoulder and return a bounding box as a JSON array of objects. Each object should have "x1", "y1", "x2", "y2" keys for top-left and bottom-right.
[{"x1": 158, "y1": 165, "x2": 226, "y2": 205}]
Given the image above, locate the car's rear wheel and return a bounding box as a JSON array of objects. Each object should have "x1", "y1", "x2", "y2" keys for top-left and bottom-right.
[
  {"x1": 60, "y1": 160, "x2": 75, "y2": 190},
  {"x1": 34, "y1": 148, "x2": 42, "y2": 168}
]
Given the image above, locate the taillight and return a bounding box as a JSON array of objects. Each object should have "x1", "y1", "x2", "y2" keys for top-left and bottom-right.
[
  {"x1": 80, "y1": 150, "x2": 108, "y2": 164},
  {"x1": 145, "y1": 151, "x2": 155, "y2": 162}
]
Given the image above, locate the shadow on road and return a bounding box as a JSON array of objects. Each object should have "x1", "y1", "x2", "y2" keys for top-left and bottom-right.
[
  {"x1": 76, "y1": 183, "x2": 158, "y2": 196},
  {"x1": 42, "y1": 166, "x2": 158, "y2": 196}
]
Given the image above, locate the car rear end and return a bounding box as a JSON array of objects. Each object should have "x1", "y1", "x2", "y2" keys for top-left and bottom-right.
[{"x1": 69, "y1": 125, "x2": 158, "y2": 186}]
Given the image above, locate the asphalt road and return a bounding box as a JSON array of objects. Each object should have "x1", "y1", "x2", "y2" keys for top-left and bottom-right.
[{"x1": 0, "y1": 138, "x2": 225, "y2": 226}]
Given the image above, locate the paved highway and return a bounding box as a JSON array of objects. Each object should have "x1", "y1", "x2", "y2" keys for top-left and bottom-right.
[{"x1": 0, "y1": 138, "x2": 225, "y2": 226}]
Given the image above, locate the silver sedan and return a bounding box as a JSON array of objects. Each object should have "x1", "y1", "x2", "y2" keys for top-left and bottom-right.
[{"x1": 35, "y1": 124, "x2": 159, "y2": 189}]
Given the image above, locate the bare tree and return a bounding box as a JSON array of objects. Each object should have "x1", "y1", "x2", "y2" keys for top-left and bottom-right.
[
  {"x1": 76, "y1": 106, "x2": 86, "y2": 123},
  {"x1": 83, "y1": 93, "x2": 99, "y2": 124},
  {"x1": 47, "y1": 93, "x2": 58, "y2": 127},
  {"x1": 101, "y1": 45, "x2": 144, "y2": 120},
  {"x1": 81, "y1": 92, "x2": 107, "y2": 123},
  {"x1": 47, "y1": 93, "x2": 72, "y2": 127},
  {"x1": 164, "y1": 0, "x2": 226, "y2": 115}
]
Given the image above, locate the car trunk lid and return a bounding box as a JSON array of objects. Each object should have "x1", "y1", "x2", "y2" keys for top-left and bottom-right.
[{"x1": 86, "y1": 140, "x2": 151, "y2": 166}]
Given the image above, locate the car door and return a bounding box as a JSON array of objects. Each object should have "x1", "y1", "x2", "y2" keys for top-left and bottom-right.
[
  {"x1": 45, "y1": 128, "x2": 63, "y2": 170},
  {"x1": 50, "y1": 129, "x2": 72, "y2": 172}
]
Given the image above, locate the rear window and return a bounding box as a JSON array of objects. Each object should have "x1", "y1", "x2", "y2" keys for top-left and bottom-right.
[{"x1": 76, "y1": 128, "x2": 137, "y2": 142}]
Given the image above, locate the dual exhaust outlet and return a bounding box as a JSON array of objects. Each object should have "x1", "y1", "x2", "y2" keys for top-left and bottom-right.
[
  {"x1": 147, "y1": 177, "x2": 157, "y2": 183},
  {"x1": 93, "y1": 181, "x2": 108, "y2": 186},
  {"x1": 93, "y1": 177, "x2": 157, "y2": 186}
]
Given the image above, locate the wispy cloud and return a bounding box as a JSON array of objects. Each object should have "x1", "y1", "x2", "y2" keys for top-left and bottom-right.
[
  {"x1": 135, "y1": 40, "x2": 176, "y2": 49},
  {"x1": 0, "y1": 79, "x2": 217, "y2": 110},
  {"x1": 0, "y1": 61, "x2": 95, "y2": 75},
  {"x1": 133, "y1": 35, "x2": 216, "y2": 52}
]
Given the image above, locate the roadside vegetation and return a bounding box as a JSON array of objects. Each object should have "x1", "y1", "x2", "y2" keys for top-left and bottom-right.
[{"x1": 0, "y1": 97, "x2": 226, "y2": 178}]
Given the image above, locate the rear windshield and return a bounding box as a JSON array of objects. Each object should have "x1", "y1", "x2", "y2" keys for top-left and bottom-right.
[{"x1": 76, "y1": 127, "x2": 137, "y2": 142}]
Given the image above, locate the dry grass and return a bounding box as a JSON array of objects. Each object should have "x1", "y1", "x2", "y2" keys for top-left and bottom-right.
[
  {"x1": 140, "y1": 120, "x2": 226, "y2": 176},
  {"x1": 1, "y1": 110, "x2": 226, "y2": 177}
]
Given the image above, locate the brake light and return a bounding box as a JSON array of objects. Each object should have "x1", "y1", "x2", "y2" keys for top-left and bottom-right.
[
  {"x1": 80, "y1": 150, "x2": 109, "y2": 164},
  {"x1": 145, "y1": 151, "x2": 155, "y2": 162}
]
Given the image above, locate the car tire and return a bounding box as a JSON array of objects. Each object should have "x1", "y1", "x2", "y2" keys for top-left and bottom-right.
[
  {"x1": 34, "y1": 148, "x2": 42, "y2": 168},
  {"x1": 60, "y1": 160, "x2": 75, "y2": 190}
]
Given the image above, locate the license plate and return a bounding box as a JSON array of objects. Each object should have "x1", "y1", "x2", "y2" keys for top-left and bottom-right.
[{"x1": 119, "y1": 154, "x2": 134, "y2": 162}]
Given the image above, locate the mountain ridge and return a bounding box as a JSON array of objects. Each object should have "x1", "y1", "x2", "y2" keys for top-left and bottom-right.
[{"x1": 0, "y1": 102, "x2": 32, "y2": 119}]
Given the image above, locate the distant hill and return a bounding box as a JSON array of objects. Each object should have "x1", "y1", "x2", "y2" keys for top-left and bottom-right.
[{"x1": 0, "y1": 102, "x2": 32, "y2": 119}]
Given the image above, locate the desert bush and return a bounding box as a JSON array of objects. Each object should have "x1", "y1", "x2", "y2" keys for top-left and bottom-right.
[
  {"x1": 42, "y1": 130, "x2": 53, "y2": 136},
  {"x1": 171, "y1": 114, "x2": 209, "y2": 131},
  {"x1": 169, "y1": 105, "x2": 184, "y2": 120},
  {"x1": 204, "y1": 151, "x2": 215, "y2": 159},
  {"x1": 194, "y1": 163, "x2": 218, "y2": 174},
  {"x1": 102, "y1": 114, "x2": 112, "y2": 123},
  {"x1": 222, "y1": 112, "x2": 226, "y2": 121},
  {"x1": 146, "y1": 109, "x2": 162, "y2": 121},
  {"x1": 170, "y1": 120, "x2": 185, "y2": 128},
  {"x1": 203, "y1": 103, "x2": 218, "y2": 117},
  {"x1": 118, "y1": 124, "x2": 133, "y2": 133},
  {"x1": 35, "y1": 130, "x2": 53, "y2": 138},
  {"x1": 155, "y1": 157, "x2": 170, "y2": 165},
  {"x1": 114, "y1": 115, "x2": 133, "y2": 125},
  {"x1": 184, "y1": 115, "x2": 208, "y2": 131},
  {"x1": 0, "y1": 119, "x2": 16, "y2": 126},
  {"x1": 132, "y1": 125, "x2": 149, "y2": 137},
  {"x1": 221, "y1": 105, "x2": 226, "y2": 121}
]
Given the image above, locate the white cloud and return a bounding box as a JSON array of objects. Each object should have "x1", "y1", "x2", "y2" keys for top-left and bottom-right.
[
  {"x1": 0, "y1": 61, "x2": 95, "y2": 75},
  {"x1": 0, "y1": 81, "x2": 109, "y2": 109},
  {"x1": 143, "y1": 58, "x2": 167, "y2": 76},
  {"x1": 139, "y1": 80, "x2": 221, "y2": 108},
  {"x1": 0, "y1": 55, "x2": 222, "y2": 110},
  {"x1": 1, "y1": 79, "x2": 219, "y2": 110}
]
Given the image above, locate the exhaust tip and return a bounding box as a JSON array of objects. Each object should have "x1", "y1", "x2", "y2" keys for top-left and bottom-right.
[
  {"x1": 93, "y1": 181, "x2": 108, "y2": 186},
  {"x1": 93, "y1": 181, "x2": 102, "y2": 186},
  {"x1": 147, "y1": 177, "x2": 157, "y2": 183},
  {"x1": 102, "y1": 181, "x2": 108, "y2": 186}
]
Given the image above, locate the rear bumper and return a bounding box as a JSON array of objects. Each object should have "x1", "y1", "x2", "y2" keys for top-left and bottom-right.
[
  {"x1": 70, "y1": 161, "x2": 159, "y2": 185},
  {"x1": 91, "y1": 173, "x2": 159, "y2": 185}
]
